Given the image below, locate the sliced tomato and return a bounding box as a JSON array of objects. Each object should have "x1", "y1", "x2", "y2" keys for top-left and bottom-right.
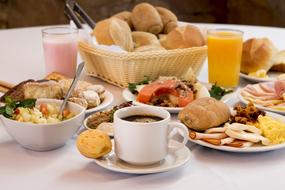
[
  {"x1": 178, "y1": 91, "x2": 194, "y2": 107},
  {"x1": 136, "y1": 80, "x2": 178, "y2": 103}
]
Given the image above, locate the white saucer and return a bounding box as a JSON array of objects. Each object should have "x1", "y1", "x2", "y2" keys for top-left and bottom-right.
[
  {"x1": 85, "y1": 90, "x2": 114, "y2": 114},
  {"x1": 94, "y1": 141, "x2": 191, "y2": 174}
]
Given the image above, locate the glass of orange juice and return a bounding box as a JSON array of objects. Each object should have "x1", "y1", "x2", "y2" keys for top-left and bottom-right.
[{"x1": 207, "y1": 29, "x2": 243, "y2": 87}]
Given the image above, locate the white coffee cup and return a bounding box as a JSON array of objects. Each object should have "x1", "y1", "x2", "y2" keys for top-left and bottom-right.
[{"x1": 114, "y1": 106, "x2": 189, "y2": 165}]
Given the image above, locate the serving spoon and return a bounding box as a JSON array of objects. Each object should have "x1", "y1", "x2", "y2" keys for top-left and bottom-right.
[{"x1": 58, "y1": 62, "x2": 85, "y2": 118}]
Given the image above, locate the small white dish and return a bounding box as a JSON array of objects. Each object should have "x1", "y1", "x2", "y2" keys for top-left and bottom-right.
[
  {"x1": 237, "y1": 85, "x2": 285, "y2": 115},
  {"x1": 85, "y1": 90, "x2": 114, "y2": 114},
  {"x1": 94, "y1": 140, "x2": 191, "y2": 174},
  {"x1": 83, "y1": 117, "x2": 114, "y2": 137},
  {"x1": 122, "y1": 88, "x2": 234, "y2": 113},
  {"x1": 189, "y1": 111, "x2": 285, "y2": 153},
  {"x1": 240, "y1": 72, "x2": 282, "y2": 83},
  {"x1": 0, "y1": 98, "x2": 85, "y2": 151}
]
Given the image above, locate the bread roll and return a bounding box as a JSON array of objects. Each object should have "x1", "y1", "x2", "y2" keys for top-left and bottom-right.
[
  {"x1": 134, "y1": 44, "x2": 166, "y2": 52},
  {"x1": 112, "y1": 11, "x2": 133, "y2": 28},
  {"x1": 162, "y1": 25, "x2": 205, "y2": 49},
  {"x1": 92, "y1": 18, "x2": 134, "y2": 51},
  {"x1": 178, "y1": 97, "x2": 230, "y2": 131},
  {"x1": 241, "y1": 38, "x2": 278, "y2": 74},
  {"x1": 131, "y1": 3, "x2": 163, "y2": 34},
  {"x1": 155, "y1": 7, "x2": 178, "y2": 33},
  {"x1": 132, "y1": 31, "x2": 159, "y2": 48},
  {"x1": 76, "y1": 129, "x2": 112, "y2": 159},
  {"x1": 270, "y1": 50, "x2": 285, "y2": 72}
]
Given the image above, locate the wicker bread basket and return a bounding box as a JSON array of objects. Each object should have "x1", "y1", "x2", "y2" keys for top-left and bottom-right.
[{"x1": 78, "y1": 41, "x2": 207, "y2": 88}]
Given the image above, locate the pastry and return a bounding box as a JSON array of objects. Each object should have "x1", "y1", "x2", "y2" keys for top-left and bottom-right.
[
  {"x1": 241, "y1": 38, "x2": 278, "y2": 74},
  {"x1": 131, "y1": 31, "x2": 159, "y2": 48},
  {"x1": 92, "y1": 18, "x2": 134, "y2": 51},
  {"x1": 112, "y1": 11, "x2": 133, "y2": 28},
  {"x1": 76, "y1": 129, "x2": 112, "y2": 159},
  {"x1": 155, "y1": 7, "x2": 178, "y2": 33},
  {"x1": 23, "y1": 80, "x2": 63, "y2": 99},
  {"x1": 131, "y1": 3, "x2": 163, "y2": 34},
  {"x1": 178, "y1": 97, "x2": 230, "y2": 131},
  {"x1": 162, "y1": 25, "x2": 205, "y2": 49}
]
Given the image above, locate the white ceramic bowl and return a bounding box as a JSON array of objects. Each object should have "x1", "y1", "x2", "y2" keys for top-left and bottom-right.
[{"x1": 0, "y1": 98, "x2": 85, "y2": 151}]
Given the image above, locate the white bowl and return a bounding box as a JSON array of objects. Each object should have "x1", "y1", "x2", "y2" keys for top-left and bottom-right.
[{"x1": 0, "y1": 98, "x2": 85, "y2": 151}]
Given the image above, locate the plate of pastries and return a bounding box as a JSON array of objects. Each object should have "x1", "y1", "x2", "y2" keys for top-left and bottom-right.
[
  {"x1": 0, "y1": 72, "x2": 113, "y2": 114},
  {"x1": 240, "y1": 38, "x2": 285, "y2": 82},
  {"x1": 178, "y1": 97, "x2": 285, "y2": 152}
]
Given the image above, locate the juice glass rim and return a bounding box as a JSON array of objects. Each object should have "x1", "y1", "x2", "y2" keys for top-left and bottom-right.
[
  {"x1": 42, "y1": 26, "x2": 78, "y2": 36},
  {"x1": 207, "y1": 28, "x2": 243, "y2": 37}
]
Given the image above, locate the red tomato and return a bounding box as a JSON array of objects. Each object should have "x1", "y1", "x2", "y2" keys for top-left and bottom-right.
[{"x1": 178, "y1": 91, "x2": 194, "y2": 107}]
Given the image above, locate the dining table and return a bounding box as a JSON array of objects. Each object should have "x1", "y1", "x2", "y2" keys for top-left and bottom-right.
[{"x1": 1, "y1": 23, "x2": 285, "y2": 190}]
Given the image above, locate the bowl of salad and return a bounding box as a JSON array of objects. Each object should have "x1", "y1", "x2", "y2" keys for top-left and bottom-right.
[{"x1": 0, "y1": 97, "x2": 85, "y2": 151}]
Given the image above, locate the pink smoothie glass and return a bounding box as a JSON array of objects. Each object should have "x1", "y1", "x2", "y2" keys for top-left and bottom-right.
[{"x1": 42, "y1": 27, "x2": 78, "y2": 78}]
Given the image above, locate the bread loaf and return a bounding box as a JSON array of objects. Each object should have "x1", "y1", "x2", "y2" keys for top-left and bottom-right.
[
  {"x1": 178, "y1": 97, "x2": 230, "y2": 131},
  {"x1": 92, "y1": 18, "x2": 134, "y2": 51},
  {"x1": 155, "y1": 7, "x2": 178, "y2": 33},
  {"x1": 131, "y1": 3, "x2": 163, "y2": 34},
  {"x1": 162, "y1": 25, "x2": 205, "y2": 49},
  {"x1": 112, "y1": 11, "x2": 133, "y2": 28},
  {"x1": 241, "y1": 38, "x2": 278, "y2": 74},
  {"x1": 132, "y1": 31, "x2": 159, "y2": 48}
]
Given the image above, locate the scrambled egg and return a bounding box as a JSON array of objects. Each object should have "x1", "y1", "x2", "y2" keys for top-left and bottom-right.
[
  {"x1": 248, "y1": 69, "x2": 268, "y2": 78},
  {"x1": 257, "y1": 116, "x2": 285, "y2": 144}
]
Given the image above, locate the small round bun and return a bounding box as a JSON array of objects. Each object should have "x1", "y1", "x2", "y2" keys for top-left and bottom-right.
[
  {"x1": 92, "y1": 18, "x2": 134, "y2": 51},
  {"x1": 131, "y1": 3, "x2": 163, "y2": 34},
  {"x1": 112, "y1": 11, "x2": 133, "y2": 28},
  {"x1": 162, "y1": 25, "x2": 205, "y2": 49},
  {"x1": 241, "y1": 38, "x2": 278, "y2": 74},
  {"x1": 132, "y1": 31, "x2": 159, "y2": 48},
  {"x1": 155, "y1": 7, "x2": 178, "y2": 33},
  {"x1": 76, "y1": 129, "x2": 112, "y2": 159}
]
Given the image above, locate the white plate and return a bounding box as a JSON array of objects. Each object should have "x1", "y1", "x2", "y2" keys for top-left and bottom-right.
[
  {"x1": 122, "y1": 88, "x2": 235, "y2": 114},
  {"x1": 189, "y1": 111, "x2": 285, "y2": 152},
  {"x1": 85, "y1": 90, "x2": 114, "y2": 114},
  {"x1": 94, "y1": 140, "x2": 191, "y2": 174},
  {"x1": 240, "y1": 72, "x2": 282, "y2": 83},
  {"x1": 237, "y1": 84, "x2": 285, "y2": 115}
]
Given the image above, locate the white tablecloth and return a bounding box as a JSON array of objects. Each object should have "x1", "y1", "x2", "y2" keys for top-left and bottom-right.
[{"x1": 1, "y1": 24, "x2": 285, "y2": 190}]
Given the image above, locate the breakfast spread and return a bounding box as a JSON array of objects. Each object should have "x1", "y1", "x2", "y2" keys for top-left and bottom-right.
[
  {"x1": 128, "y1": 76, "x2": 210, "y2": 108},
  {"x1": 3, "y1": 0, "x2": 285, "y2": 180},
  {"x1": 0, "y1": 72, "x2": 106, "y2": 110},
  {"x1": 182, "y1": 99, "x2": 285, "y2": 148},
  {"x1": 240, "y1": 80, "x2": 285, "y2": 111}
]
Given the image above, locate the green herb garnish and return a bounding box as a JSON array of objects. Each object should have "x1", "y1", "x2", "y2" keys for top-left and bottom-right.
[
  {"x1": 0, "y1": 96, "x2": 36, "y2": 118},
  {"x1": 128, "y1": 76, "x2": 151, "y2": 94},
  {"x1": 209, "y1": 84, "x2": 233, "y2": 100}
]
